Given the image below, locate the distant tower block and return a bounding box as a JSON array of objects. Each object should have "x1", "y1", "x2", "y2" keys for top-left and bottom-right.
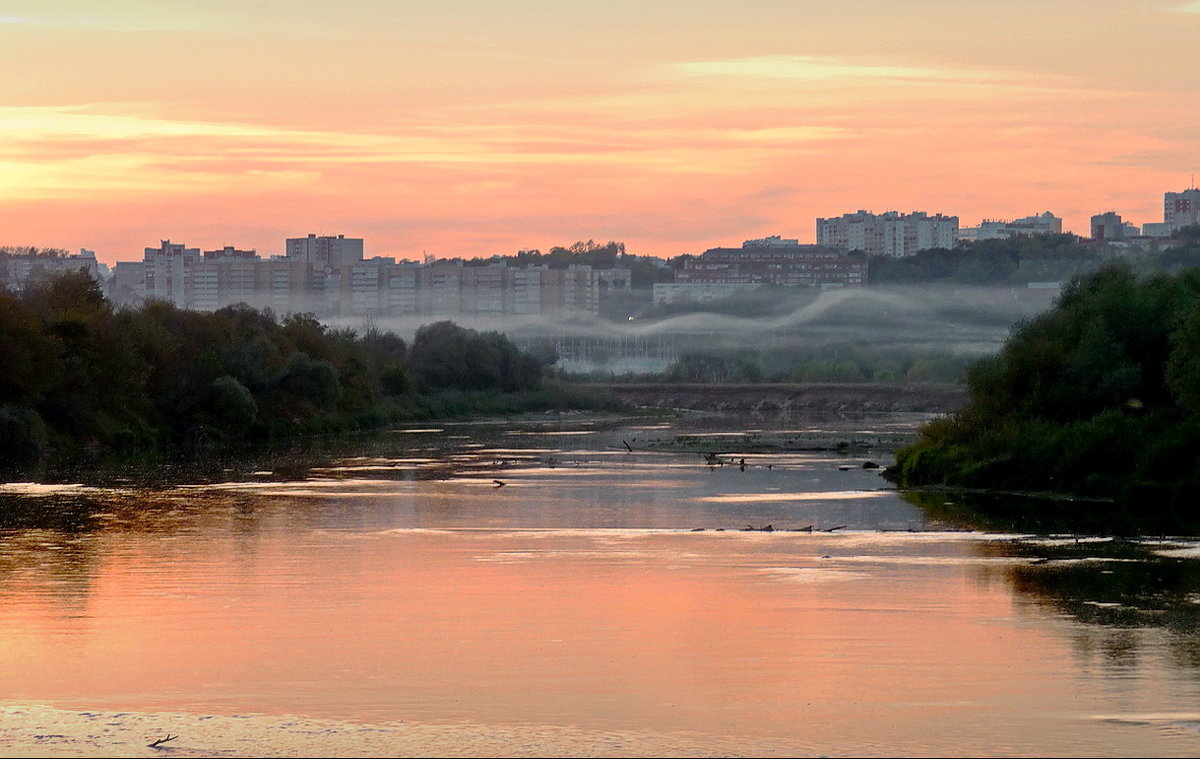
[
  {"x1": 285, "y1": 234, "x2": 365, "y2": 268},
  {"x1": 1165, "y1": 188, "x2": 1200, "y2": 232}
]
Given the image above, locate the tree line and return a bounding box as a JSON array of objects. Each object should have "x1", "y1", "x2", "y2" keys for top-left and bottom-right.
[
  {"x1": 664, "y1": 346, "x2": 968, "y2": 384},
  {"x1": 868, "y1": 228, "x2": 1200, "y2": 285},
  {"x1": 0, "y1": 271, "x2": 558, "y2": 467},
  {"x1": 887, "y1": 264, "x2": 1200, "y2": 524}
]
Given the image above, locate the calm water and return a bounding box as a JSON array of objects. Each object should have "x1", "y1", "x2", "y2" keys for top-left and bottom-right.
[{"x1": 3, "y1": 414, "x2": 1200, "y2": 756}]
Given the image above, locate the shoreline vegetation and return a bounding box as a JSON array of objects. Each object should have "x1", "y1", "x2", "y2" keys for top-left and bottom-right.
[
  {"x1": 0, "y1": 271, "x2": 623, "y2": 473},
  {"x1": 886, "y1": 264, "x2": 1200, "y2": 532},
  {"x1": 17, "y1": 258, "x2": 1200, "y2": 536}
]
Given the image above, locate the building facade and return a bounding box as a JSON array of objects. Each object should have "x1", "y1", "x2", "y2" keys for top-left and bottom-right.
[
  {"x1": 0, "y1": 248, "x2": 104, "y2": 292},
  {"x1": 1165, "y1": 188, "x2": 1200, "y2": 232},
  {"x1": 143, "y1": 240, "x2": 201, "y2": 306},
  {"x1": 816, "y1": 211, "x2": 958, "y2": 256},
  {"x1": 1090, "y1": 212, "x2": 1137, "y2": 241},
  {"x1": 284, "y1": 234, "x2": 365, "y2": 268},
  {"x1": 655, "y1": 237, "x2": 866, "y2": 304},
  {"x1": 958, "y1": 211, "x2": 1062, "y2": 241},
  {"x1": 113, "y1": 237, "x2": 628, "y2": 318}
]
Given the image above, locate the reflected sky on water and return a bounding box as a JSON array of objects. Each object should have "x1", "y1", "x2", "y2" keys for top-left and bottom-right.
[{"x1": 2, "y1": 414, "x2": 1200, "y2": 756}]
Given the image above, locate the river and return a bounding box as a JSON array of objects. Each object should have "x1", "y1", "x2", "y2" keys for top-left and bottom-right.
[{"x1": 1, "y1": 413, "x2": 1199, "y2": 757}]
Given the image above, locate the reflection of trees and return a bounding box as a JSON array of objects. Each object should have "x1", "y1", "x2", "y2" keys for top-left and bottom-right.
[
  {"x1": 0, "y1": 492, "x2": 107, "y2": 618},
  {"x1": 977, "y1": 535, "x2": 1200, "y2": 676},
  {"x1": 0, "y1": 528, "x2": 98, "y2": 618},
  {"x1": 901, "y1": 487, "x2": 1195, "y2": 536},
  {"x1": 1006, "y1": 546, "x2": 1200, "y2": 633},
  {"x1": 0, "y1": 487, "x2": 271, "y2": 616},
  {"x1": 1007, "y1": 540, "x2": 1200, "y2": 677},
  {"x1": 906, "y1": 488, "x2": 1200, "y2": 674}
]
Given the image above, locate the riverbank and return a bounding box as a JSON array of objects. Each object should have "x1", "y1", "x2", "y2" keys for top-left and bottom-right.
[
  {"x1": 589, "y1": 382, "x2": 967, "y2": 415},
  {"x1": 889, "y1": 267, "x2": 1200, "y2": 518},
  {"x1": 0, "y1": 704, "x2": 785, "y2": 758}
]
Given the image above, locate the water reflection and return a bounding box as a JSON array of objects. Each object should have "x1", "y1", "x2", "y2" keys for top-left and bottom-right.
[
  {"x1": 2, "y1": 415, "x2": 1200, "y2": 756},
  {"x1": 904, "y1": 487, "x2": 1200, "y2": 536}
]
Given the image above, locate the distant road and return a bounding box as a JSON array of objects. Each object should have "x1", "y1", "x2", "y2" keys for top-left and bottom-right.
[{"x1": 591, "y1": 382, "x2": 967, "y2": 414}]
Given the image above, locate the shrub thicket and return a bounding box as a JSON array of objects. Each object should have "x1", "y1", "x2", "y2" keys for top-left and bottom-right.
[
  {"x1": 888, "y1": 265, "x2": 1200, "y2": 513},
  {"x1": 0, "y1": 272, "x2": 556, "y2": 466}
]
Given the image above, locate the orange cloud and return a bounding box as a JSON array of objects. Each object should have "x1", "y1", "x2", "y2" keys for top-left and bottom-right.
[{"x1": 0, "y1": 2, "x2": 1197, "y2": 262}]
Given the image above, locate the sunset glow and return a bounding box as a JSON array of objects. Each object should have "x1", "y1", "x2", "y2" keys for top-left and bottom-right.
[{"x1": 3, "y1": 0, "x2": 1198, "y2": 263}]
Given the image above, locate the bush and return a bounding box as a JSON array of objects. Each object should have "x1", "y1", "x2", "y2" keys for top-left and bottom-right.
[{"x1": 889, "y1": 264, "x2": 1200, "y2": 510}]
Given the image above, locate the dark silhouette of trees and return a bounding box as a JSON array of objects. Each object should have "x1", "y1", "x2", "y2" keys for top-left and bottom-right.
[
  {"x1": 409, "y1": 321, "x2": 542, "y2": 392},
  {"x1": 0, "y1": 275, "x2": 547, "y2": 466},
  {"x1": 868, "y1": 233, "x2": 1098, "y2": 285},
  {"x1": 889, "y1": 264, "x2": 1200, "y2": 517}
]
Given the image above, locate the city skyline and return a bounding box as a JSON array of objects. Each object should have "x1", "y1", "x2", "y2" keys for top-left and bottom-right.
[{"x1": 2, "y1": 1, "x2": 1199, "y2": 265}]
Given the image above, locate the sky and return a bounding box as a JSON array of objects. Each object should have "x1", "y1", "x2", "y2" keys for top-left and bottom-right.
[{"x1": 2, "y1": 0, "x2": 1199, "y2": 264}]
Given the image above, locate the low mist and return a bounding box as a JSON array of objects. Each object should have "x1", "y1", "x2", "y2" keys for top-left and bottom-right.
[{"x1": 329, "y1": 284, "x2": 1060, "y2": 375}]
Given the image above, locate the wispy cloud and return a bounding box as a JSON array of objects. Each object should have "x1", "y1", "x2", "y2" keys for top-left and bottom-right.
[
  {"x1": 671, "y1": 55, "x2": 1033, "y2": 85},
  {"x1": 0, "y1": 104, "x2": 851, "y2": 200}
]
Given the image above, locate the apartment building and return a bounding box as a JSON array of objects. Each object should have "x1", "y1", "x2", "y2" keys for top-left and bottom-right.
[
  {"x1": 816, "y1": 210, "x2": 958, "y2": 256},
  {"x1": 285, "y1": 234, "x2": 364, "y2": 268},
  {"x1": 143, "y1": 240, "x2": 200, "y2": 306},
  {"x1": 958, "y1": 212, "x2": 1062, "y2": 241},
  {"x1": 1165, "y1": 188, "x2": 1200, "y2": 232},
  {"x1": 117, "y1": 236, "x2": 627, "y2": 318},
  {"x1": 1090, "y1": 212, "x2": 1138, "y2": 241},
  {"x1": 0, "y1": 248, "x2": 104, "y2": 292},
  {"x1": 655, "y1": 237, "x2": 866, "y2": 304}
]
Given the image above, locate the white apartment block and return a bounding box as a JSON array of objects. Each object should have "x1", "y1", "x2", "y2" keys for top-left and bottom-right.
[
  {"x1": 117, "y1": 237, "x2": 626, "y2": 319},
  {"x1": 386, "y1": 265, "x2": 420, "y2": 315},
  {"x1": 511, "y1": 268, "x2": 543, "y2": 316},
  {"x1": 285, "y1": 234, "x2": 364, "y2": 268},
  {"x1": 816, "y1": 210, "x2": 958, "y2": 257},
  {"x1": 143, "y1": 240, "x2": 201, "y2": 307}
]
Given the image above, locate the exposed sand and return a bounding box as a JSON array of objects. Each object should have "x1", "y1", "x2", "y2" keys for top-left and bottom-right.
[{"x1": 0, "y1": 704, "x2": 800, "y2": 758}]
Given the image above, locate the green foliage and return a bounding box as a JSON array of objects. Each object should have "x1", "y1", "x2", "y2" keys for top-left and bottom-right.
[
  {"x1": 508, "y1": 240, "x2": 670, "y2": 289},
  {"x1": 890, "y1": 264, "x2": 1200, "y2": 513},
  {"x1": 666, "y1": 350, "x2": 763, "y2": 383},
  {"x1": 0, "y1": 293, "x2": 60, "y2": 405},
  {"x1": 0, "y1": 405, "x2": 50, "y2": 467},
  {"x1": 664, "y1": 344, "x2": 969, "y2": 384},
  {"x1": 868, "y1": 234, "x2": 1101, "y2": 285},
  {"x1": 0, "y1": 246, "x2": 70, "y2": 259},
  {"x1": 0, "y1": 274, "x2": 562, "y2": 465},
  {"x1": 1167, "y1": 302, "x2": 1200, "y2": 414},
  {"x1": 409, "y1": 321, "x2": 542, "y2": 392},
  {"x1": 1172, "y1": 224, "x2": 1200, "y2": 241},
  {"x1": 204, "y1": 376, "x2": 258, "y2": 431}
]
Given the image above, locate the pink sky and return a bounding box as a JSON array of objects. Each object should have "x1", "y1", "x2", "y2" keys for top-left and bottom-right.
[{"x1": 2, "y1": 0, "x2": 1199, "y2": 265}]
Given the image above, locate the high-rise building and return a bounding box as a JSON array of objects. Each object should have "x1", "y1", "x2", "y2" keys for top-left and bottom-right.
[
  {"x1": 1165, "y1": 188, "x2": 1200, "y2": 232},
  {"x1": 143, "y1": 240, "x2": 200, "y2": 306},
  {"x1": 816, "y1": 211, "x2": 958, "y2": 256},
  {"x1": 285, "y1": 234, "x2": 364, "y2": 268},
  {"x1": 1090, "y1": 211, "x2": 1130, "y2": 241},
  {"x1": 115, "y1": 236, "x2": 626, "y2": 318}
]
